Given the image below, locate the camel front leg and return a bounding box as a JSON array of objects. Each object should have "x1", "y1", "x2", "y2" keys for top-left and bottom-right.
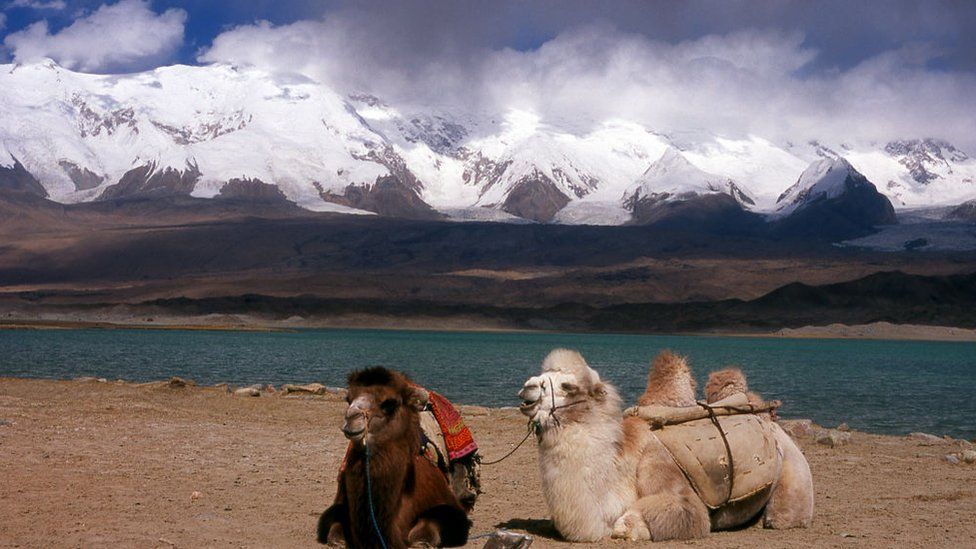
[
  {"x1": 408, "y1": 505, "x2": 471, "y2": 547},
  {"x1": 615, "y1": 434, "x2": 710, "y2": 541},
  {"x1": 316, "y1": 503, "x2": 347, "y2": 546},
  {"x1": 763, "y1": 424, "x2": 814, "y2": 529},
  {"x1": 613, "y1": 491, "x2": 710, "y2": 542}
]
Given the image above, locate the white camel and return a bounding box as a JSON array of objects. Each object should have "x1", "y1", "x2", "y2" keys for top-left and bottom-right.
[{"x1": 518, "y1": 349, "x2": 814, "y2": 542}]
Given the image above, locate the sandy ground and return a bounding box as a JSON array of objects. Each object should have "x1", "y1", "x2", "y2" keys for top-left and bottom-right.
[{"x1": 1, "y1": 379, "x2": 975, "y2": 548}]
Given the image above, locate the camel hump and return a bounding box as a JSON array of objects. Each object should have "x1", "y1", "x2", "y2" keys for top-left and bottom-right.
[{"x1": 653, "y1": 414, "x2": 783, "y2": 509}]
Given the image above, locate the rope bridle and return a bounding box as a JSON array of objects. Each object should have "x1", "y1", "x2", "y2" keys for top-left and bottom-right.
[{"x1": 357, "y1": 411, "x2": 389, "y2": 549}]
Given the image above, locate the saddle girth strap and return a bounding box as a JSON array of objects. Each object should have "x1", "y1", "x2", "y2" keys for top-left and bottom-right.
[{"x1": 698, "y1": 402, "x2": 735, "y2": 505}]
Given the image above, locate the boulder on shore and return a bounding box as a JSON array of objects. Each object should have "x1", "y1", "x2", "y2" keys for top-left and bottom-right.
[
  {"x1": 281, "y1": 383, "x2": 328, "y2": 395},
  {"x1": 908, "y1": 432, "x2": 949, "y2": 445},
  {"x1": 779, "y1": 419, "x2": 817, "y2": 438},
  {"x1": 815, "y1": 428, "x2": 852, "y2": 448}
]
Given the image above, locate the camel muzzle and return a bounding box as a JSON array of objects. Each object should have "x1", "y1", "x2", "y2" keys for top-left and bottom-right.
[
  {"x1": 342, "y1": 405, "x2": 368, "y2": 441},
  {"x1": 518, "y1": 386, "x2": 542, "y2": 416}
]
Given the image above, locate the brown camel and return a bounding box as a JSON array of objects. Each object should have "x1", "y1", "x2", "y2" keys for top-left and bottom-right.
[{"x1": 317, "y1": 367, "x2": 471, "y2": 548}]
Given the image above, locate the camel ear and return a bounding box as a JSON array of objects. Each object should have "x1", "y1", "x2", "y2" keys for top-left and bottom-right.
[
  {"x1": 590, "y1": 382, "x2": 608, "y2": 401},
  {"x1": 405, "y1": 385, "x2": 429, "y2": 412}
]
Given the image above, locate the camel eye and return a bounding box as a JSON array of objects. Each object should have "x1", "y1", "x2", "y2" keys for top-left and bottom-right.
[
  {"x1": 560, "y1": 382, "x2": 579, "y2": 393},
  {"x1": 380, "y1": 398, "x2": 400, "y2": 415}
]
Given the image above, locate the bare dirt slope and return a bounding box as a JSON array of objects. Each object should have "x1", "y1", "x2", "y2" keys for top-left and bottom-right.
[{"x1": 1, "y1": 379, "x2": 974, "y2": 548}]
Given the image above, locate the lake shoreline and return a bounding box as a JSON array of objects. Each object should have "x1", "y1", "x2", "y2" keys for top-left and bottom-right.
[
  {"x1": 3, "y1": 315, "x2": 976, "y2": 342},
  {"x1": 1, "y1": 377, "x2": 973, "y2": 547}
]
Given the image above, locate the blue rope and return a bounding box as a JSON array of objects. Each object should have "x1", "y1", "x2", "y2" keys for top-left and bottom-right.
[{"x1": 364, "y1": 441, "x2": 388, "y2": 549}]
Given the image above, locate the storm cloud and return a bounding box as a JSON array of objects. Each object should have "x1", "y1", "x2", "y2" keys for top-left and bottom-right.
[
  {"x1": 3, "y1": 0, "x2": 975, "y2": 150},
  {"x1": 198, "y1": 0, "x2": 976, "y2": 151}
]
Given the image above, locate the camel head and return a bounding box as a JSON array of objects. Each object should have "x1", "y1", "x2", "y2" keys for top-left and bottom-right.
[
  {"x1": 518, "y1": 349, "x2": 621, "y2": 431},
  {"x1": 343, "y1": 367, "x2": 428, "y2": 446}
]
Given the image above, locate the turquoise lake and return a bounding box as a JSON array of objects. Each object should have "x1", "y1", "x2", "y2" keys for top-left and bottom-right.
[{"x1": 1, "y1": 328, "x2": 974, "y2": 439}]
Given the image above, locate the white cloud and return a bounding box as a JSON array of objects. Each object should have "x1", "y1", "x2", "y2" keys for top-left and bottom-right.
[
  {"x1": 7, "y1": 0, "x2": 68, "y2": 10},
  {"x1": 4, "y1": 0, "x2": 186, "y2": 72},
  {"x1": 200, "y1": 18, "x2": 976, "y2": 153},
  {"x1": 0, "y1": 13, "x2": 7, "y2": 31}
]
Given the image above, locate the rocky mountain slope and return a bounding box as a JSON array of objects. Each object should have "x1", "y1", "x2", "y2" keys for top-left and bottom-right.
[{"x1": 2, "y1": 60, "x2": 974, "y2": 227}]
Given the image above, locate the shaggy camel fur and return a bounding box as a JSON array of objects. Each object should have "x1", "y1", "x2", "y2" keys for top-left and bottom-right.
[
  {"x1": 705, "y1": 367, "x2": 777, "y2": 421},
  {"x1": 317, "y1": 367, "x2": 470, "y2": 548},
  {"x1": 519, "y1": 349, "x2": 814, "y2": 542}
]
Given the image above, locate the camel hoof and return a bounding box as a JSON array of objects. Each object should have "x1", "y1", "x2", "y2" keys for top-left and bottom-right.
[{"x1": 612, "y1": 510, "x2": 651, "y2": 541}]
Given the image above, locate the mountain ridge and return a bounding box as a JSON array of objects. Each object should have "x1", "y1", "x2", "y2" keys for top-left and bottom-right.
[{"x1": 2, "y1": 60, "x2": 974, "y2": 227}]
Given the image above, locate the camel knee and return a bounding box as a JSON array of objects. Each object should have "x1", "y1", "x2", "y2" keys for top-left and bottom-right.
[
  {"x1": 611, "y1": 509, "x2": 651, "y2": 541},
  {"x1": 411, "y1": 504, "x2": 471, "y2": 547},
  {"x1": 316, "y1": 504, "x2": 346, "y2": 546},
  {"x1": 637, "y1": 494, "x2": 710, "y2": 541},
  {"x1": 408, "y1": 519, "x2": 441, "y2": 547},
  {"x1": 763, "y1": 476, "x2": 814, "y2": 530}
]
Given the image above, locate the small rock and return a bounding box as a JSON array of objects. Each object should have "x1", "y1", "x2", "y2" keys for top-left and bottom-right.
[
  {"x1": 281, "y1": 383, "x2": 328, "y2": 396},
  {"x1": 482, "y1": 529, "x2": 533, "y2": 549},
  {"x1": 74, "y1": 377, "x2": 101, "y2": 383},
  {"x1": 0, "y1": 419, "x2": 11, "y2": 427},
  {"x1": 263, "y1": 384, "x2": 277, "y2": 394},
  {"x1": 213, "y1": 382, "x2": 231, "y2": 393},
  {"x1": 779, "y1": 419, "x2": 816, "y2": 438},
  {"x1": 815, "y1": 428, "x2": 851, "y2": 448},
  {"x1": 908, "y1": 432, "x2": 948, "y2": 445},
  {"x1": 836, "y1": 422, "x2": 850, "y2": 432},
  {"x1": 168, "y1": 377, "x2": 195, "y2": 389},
  {"x1": 945, "y1": 454, "x2": 961, "y2": 465},
  {"x1": 190, "y1": 491, "x2": 202, "y2": 501},
  {"x1": 962, "y1": 450, "x2": 976, "y2": 464},
  {"x1": 233, "y1": 387, "x2": 260, "y2": 397},
  {"x1": 460, "y1": 405, "x2": 491, "y2": 417}
]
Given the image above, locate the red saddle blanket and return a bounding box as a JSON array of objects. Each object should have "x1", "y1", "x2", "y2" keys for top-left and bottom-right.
[{"x1": 426, "y1": 389, "x2": 477, "y2": 461}]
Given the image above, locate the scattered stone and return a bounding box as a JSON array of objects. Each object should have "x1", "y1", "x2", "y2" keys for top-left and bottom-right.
[
  {"x1": 213, "y1": 383, "x2": 231, "y2": 393},
  {"x1": 945, "y1": 454, "x2": 961, "y2": 465},
  {"x1": 779, "y1": 419, "x2": 816, "y2": 438},
  {"x1": 233, "y1": 387, "x2": 260, "y2": 397},
  {"x1": 815, "y1": 428, "x2": 851, "y2": 448},
  {"x1": 460, "y1": 405, "x2": 491, "y2": 417},
  {"x1": 74, "y1": 377, "x2": 106, "y2": 383},
  {"x1": 908, "y1": 432, "x2": 948, "y2": 445},
  {"x1": 281, "y1": 383, "x2": 329, "y2": 396},
  {"x1": 963, "y1": 450, "x2": 976, "y2": 464},
  {"x1": 263, "y1": 384, "x2": 277, "y2": 395},
  {"x1": 0, "y1": 419, "x2": 11, "y2": 427},
  {"x1": 836, "y1": 422, "x2": 850, "y2": 432},
  {"x1": 481, "y1": 529, "x2": 533, "y2": 549},
  {"x1": 190, "y1": 491, "x2": 202, "y2": 501},
  {"x1": 168, "y1": 377, "x2": 192, "y2": 389}
]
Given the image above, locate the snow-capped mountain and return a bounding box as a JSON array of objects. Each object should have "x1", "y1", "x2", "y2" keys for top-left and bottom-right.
[
  {"x1": 773, "y1": 157, "x2": 896, "y2": 238},
  {"x1": 2, "y1": 60, "x2": 975, "y2": 226},
  {"x1": 624, "y1": 147, "x2": 753, "y2": 208}
]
